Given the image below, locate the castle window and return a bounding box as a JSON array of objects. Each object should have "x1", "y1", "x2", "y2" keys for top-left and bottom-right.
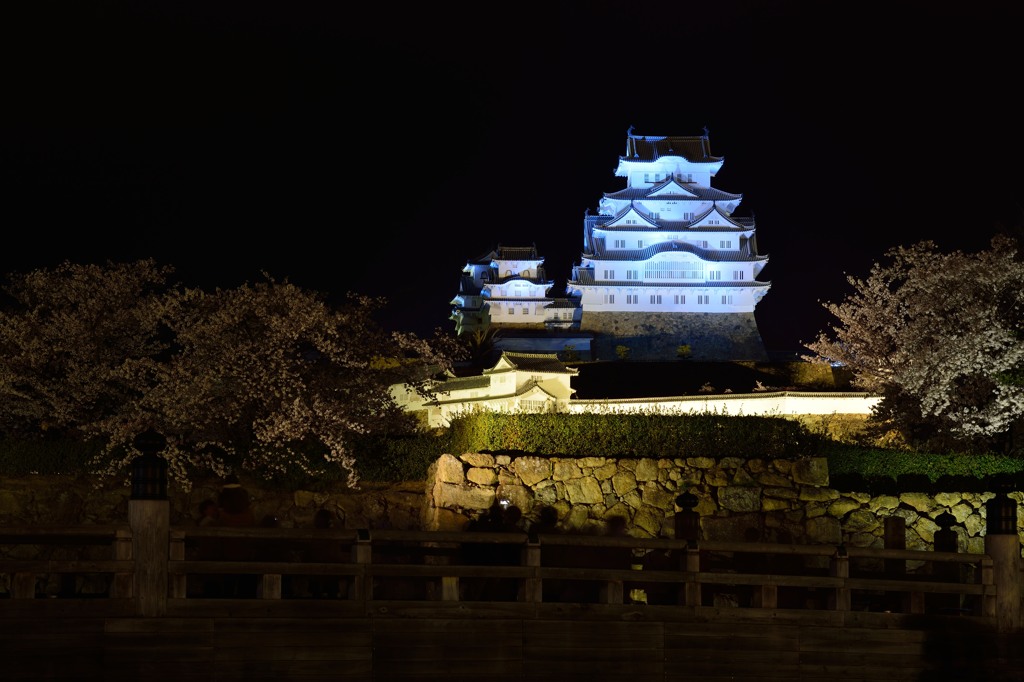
[
  {"x1": 708, "y1": 271, "x2": 721, "y2": 280},
  {"x1": 720, "y1": 240, "x2": 732, "y2": 248},
  {"x1": 614, "y1": 239, "x2": 625, "y2": 248},
  {"x1": 626, "y1": 294, "x2": 638, "y2": 304},
  {"x1": 650, "y1": 295, "x2": 662, "y2": 304},
  {"x1": 733, "y1": 270, "x2": 744, "y2": 280},
  {"x1": 626, "y1": 270, "x2": 639, "y2": 280},
  {"x1": 698, "y1": 295, "x2": 709, "y2": 305},
  {"x1": 637, "y1": 240, "x2": 644, "y2": 248},
  {"x1": 721, "y1": 295, "x2": 734, "y2": 305},
  {"x1": 603, "y1": 269, "x2": 616, "y2": 280},
  {"x1": 674, "y1": 294, "x2": 686, "y2": 304},
  {"x1": 604, "y1": 294, "x2": 615, "y2": 304},
  {"x1": 645, "y1": 260, "x2": 704, "y2": 280}
]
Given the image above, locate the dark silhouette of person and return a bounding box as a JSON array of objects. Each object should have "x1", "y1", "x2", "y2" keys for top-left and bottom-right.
[
  {"x1": 730, "y1": 526, "x2": 763, "y2": 607},
  {"x1": 502, "y1": 504, "x2": 524, "y2": 532},
  {"x1": 550, "y1": 517, "x2": 622, "y2": 605},
  {"x1": 216, "y1": 474, "x2": 257, "y2": 598},
  {"x1": 594, "y1": 515, "x2": 633, "y2": 604},
  {"x1": 191, "y1": 498, "x2": 221, "y2": 597},
  {"x1": 197, "y1": 499, "x2": 219, "y2": 526},
  {"x1": 641, "y1": 543, "x2": 676, "y2": 605},
  {"x1": 529, "y1": 506, "x2": 566, "y2": 602},
  {"x1": 307, "y1": 509, "x2": 346, "y2": 599},
  {"x1": 463, "y1": 500, "x2": 522, "y2": 600},
  {"x1": 255, "y1": 514, "x2": 291, "y2": 598},
  {"x1": 530, "y1": 505, "x2": 560, "y2": 539},
  {"x1": 218, "y1": 474, "x2": 255, "y2": 527}
]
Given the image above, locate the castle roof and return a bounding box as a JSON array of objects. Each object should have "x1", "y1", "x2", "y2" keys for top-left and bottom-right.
[
  {"x1": 493, "y1": 245, "x2": 541, "y2": 261},
  {"x1": 543, "y1": 299, "x2": 581, "y2": 309},
  {"x1": 604, "y1": 182, "x2": 740, "y2": 203},
  {"x1": 623, "y1": 128, "x2": 721, "y2": 163},
  {"x1": 455, "y1": 273, "x2": 482, "y2": 295},
  {"x1": 486, "y1": 351, "x2": 578, "y2": 375}
]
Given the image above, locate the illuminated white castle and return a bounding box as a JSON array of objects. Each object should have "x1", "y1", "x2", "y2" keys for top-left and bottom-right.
[
  {"x1": 449, "y1": 245, "x2": 580, "y2": 338},
  {"x1": 452, "y1": 127, "x2": 771, "y2": 361}
]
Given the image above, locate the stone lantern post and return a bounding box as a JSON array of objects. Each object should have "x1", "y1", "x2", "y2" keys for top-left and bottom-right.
[
  {"x1": 674, "y1": 492, "x2": 700, "y2": 546},
  {"x1": 985, "y1": 483, "x2": 1021, "y2": 632},
  {"x1": 128, "y1": 428, "x2": 170, "y2": 616},
  {"x1": 131, "y1": 428, "x2": 168, "y2": 500}
]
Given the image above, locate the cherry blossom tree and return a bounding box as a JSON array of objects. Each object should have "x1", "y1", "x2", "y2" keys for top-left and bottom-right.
[
  {"x1": 805, "y1": 235, "x2": 1024, "y2": 454},
  {"x1": 0, "y1": 262, "x2": 457, "y2": 488},
  {"x1": 0, "y1": 259, "x2": 173, "y2": 439}
]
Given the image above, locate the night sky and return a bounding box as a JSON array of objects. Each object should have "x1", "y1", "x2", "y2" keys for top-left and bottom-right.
[{"x1": 4, "y1": 2, "x2": 1023, "y2": 353}]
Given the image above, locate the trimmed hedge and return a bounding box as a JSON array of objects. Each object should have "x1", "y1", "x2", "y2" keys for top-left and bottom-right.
[
  {"x1": 444, "y1": 412, "x2": 817, "y2": 459},
  {"x1": 2, "y1": 414, "x2": 1022, "y2": 490},
  {"x1": 823, "y1": 442, "x2": 1024, "y2": 493}
]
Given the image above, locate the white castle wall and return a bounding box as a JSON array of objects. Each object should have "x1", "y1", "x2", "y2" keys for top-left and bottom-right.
[{"x1": 567, "y1": 391, "x2": 881, "y2": 417}]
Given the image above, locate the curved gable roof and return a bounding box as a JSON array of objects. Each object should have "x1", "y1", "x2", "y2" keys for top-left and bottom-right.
[
  {"x1": 647, "y1": 176, "x2": 699, "y2": 198},
  {"x1": 691, "y1": 203, "x2": 745, "y2": 229},
  {"x1": 603, "y1": 183, "x2": 740, "y2": 203},
  {"x1": 486, "y1": 351, "x2": 578, "y2": 375},
  {"x1": 606, "y1": 203, "x2": 659, "y2": 229}
]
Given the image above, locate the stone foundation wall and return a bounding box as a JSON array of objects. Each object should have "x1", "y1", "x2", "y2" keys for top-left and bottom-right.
[
  {"x1": 581, "y1": 311, "x2": 769, "y2": 362},
  {"x1": 425, "y1": 453, "x2": 1022, "y2": 555},
  {"x1": 0, "y1": 475, "x2": 428, "y2": 531},
  {"x1": 1, "y1": 454, "x2": 1021, "y2": 557}
]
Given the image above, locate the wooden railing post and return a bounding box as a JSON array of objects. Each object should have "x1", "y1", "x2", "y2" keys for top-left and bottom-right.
[
  {"x1": 759, "y1": 581, "x2": 778, "y2": 609},
  {"x1": 600, "y1": 572, "x2": 624, "y2": 604},
  {"x1": 932, "y1": 511, "x2": 961, "y2": 613},
  {"x1": 884, "y1": 516, "x2": 909, "y2": 612},
  {"x1": 683, "y1": 545, "x2": 701, "y2": 607},
  {"x1": 985, "y1": 488, "x2": 1021, "y2": 633},
  {"x1": 439, "y1": 535, "x2": 460, "y2": 601},
  {"x1": 168, "y1": 530, "x2": 186, "y2": 599},
  {"x1": 523, "y1": 541, "x2": 542, "y2": 603},
  {"x1": 352, "y1": 529, "x2": 372, "y2": 601},
  {"x1": 832, "y1": 546, "x2": 850, "y2": 612},
  {"x1": 980, "y1": 556, "x2": 996, "y2": 618},
  {"x1": 129, "y1": 498, "x2": 169, "y2": 616},
  {"x1": 260, "y1": 573, "x2": 283, "y2": 600},
  {"x1": 129, "y1": 428, "x2": 169, "y2": 617},
  {"x1": 111, "y1": 528, "x2": 134, "y2": 598},
  {"x1": 12, "y1": 571, "x2": 35, "y2": 599}
]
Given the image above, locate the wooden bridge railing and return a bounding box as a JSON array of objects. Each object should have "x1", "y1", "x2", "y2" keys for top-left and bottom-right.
[
  {"x1": 0, "y1": 526, "x2": 133, "y2": 599},
  {"x1": 3, "y1": 521, "x2": 1018, "y2": 631}
]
